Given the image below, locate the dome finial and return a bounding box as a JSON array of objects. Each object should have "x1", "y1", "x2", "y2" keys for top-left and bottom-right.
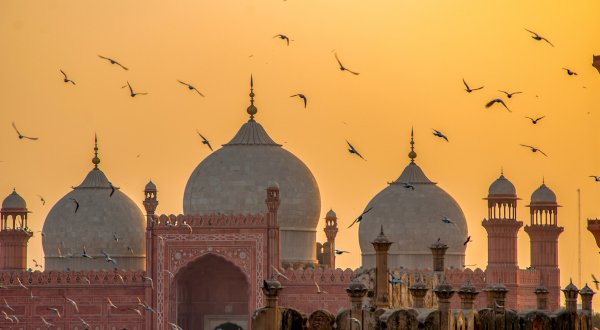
[
  {"x1": 542, "y1": 176, "x2": 545, "y2": 184},
  {"x1": 501, "y1": 166, "x2": 503, "y2": 175},
  {"x1": 247, "y1": 75, "x2": 257, "y2": 122},
  {"x1": 92, "y1": 133, "x2": 101, "y2": 170},
  {"x1": 408, "y1": 127, "x2": 417, "y2": 162}
]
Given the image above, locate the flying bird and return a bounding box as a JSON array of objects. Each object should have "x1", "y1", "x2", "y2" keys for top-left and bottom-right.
[
  {"x1": 57, "y1": 248, "x2": 66, "y2": 259},
  {"x1": 33, "y1": 259, "x2": 42, "y2": 268},
  {"x1": 388, "y1": 271, "x2": 407, "y2": 285},
  {"x1": 346, "y1": 140, "x2": 366, "y2": 160},
  {"x1": 79, "y1": 317, "x2": 91, "y2": 329},
  {"x1": 129, "y1": 307, "x2": 142, "y2": 316},
  {"x1": 273, "y1": 34, "x2": 291, "y2": 46},
  {"x1": 464, "y1": 236, "x2": 472, "y2": 246},
  {"x1": 143, "y1": 301, "x2": 156, "y2": 313},
  {"x1": 165, "y1": 270, "x2": 174, "y2": 279},
  {"x1": 348, "y1": 207, "x2": 373, "y2": 228},
  {"x1": 432, "y1": 129, "x2": 448, "y2": 142},
  {"x1": 82, "y1": 245, "x2": 93, "y2": 259},
  {"x1": 592, "y1": 274, "x2": 599, "y2": 290},
  {"x1": 144, "y1": 276, "x2": 154, "y2": 289},
  {"x1": 177, "y1": 80, "x2": 205, "y2": 96},
  {"x1": 1, "y1": 311, "x2": 10, "y2": 322},
  {"x1": 314, "y1": 281, "x2": 328, "y2": 294},
  {"x1": 290, "y1": 94, "x2": 307, "y2": 108},
  {"x1": 463, "y1": 263, "x2": 477, "y2": 267},
  {"x1": 109, "y1": 182, "x2": 116, "y2": 197},
  {"x1": 270, "y1": 265, "x2": 290, "y2": 281},
  {"x1": 37, "y1": 195, "x2": 45, "y2": 205},
  {"x1": 16, "y1": 278, "x2": 28, "y2": 290},
  {"x1": 563, "y1": 68, "x2": 577, "y2": 76},
  {"x1": 127, "y1": 246, "x2": 134, "y2": 253},
  {"x1": 69, "y1": 198, "x2": 79, "y2": 213},
  {"x1": 3, "y1": 299, "x2": 13, "y2": 311},
  {"x1": 60, "y1": 70, "x2": 76, "y2": 85},
  {"x1": 126, "y1": 81, "x2": 147, "y2": 97},
  {"x1": 196, "y1": 131, "x2": 213, "y2": 151},
  {"x1": 334, "y1": 250, "x2": 350, "y2": 255},
  {"x1": 113, "y1": 233, "x2": 122, "y2": 242},
  {"x1": 41, "y1": 316, "x2": 54, "y2": 327},
  {"x1": 47, "y1": 308, "x2": 60, "y2": 317},
  {"x1": 65, "y1": 297, "x2": 79, "y2": 312},
  {"x1": 520, "y1": 144, "x2": 547, "y2": 156},
  {"x1": 525, "y1": 29, "x2": 554, "y2": 47},
  {"x1": 525, "y1": 116, "x2": 545, "y2": 124},
  {"x1": 402, "y1": 182, "x2": 415, "y2": 190},
  {"x1": 30, "y1": 291, "x2": 38, "y2": 298},
  {"x1": 590, "y1": 176, "x2": 600, "y2": 182},
  {"x1": 498, "y1": 90, "x2": 522, "y2": 98},
  {"x1": 83, "y1": 277, "x2": 90, "y2": 284},
  {"x1": 485, "y1": 99, "x2": 511, "y2": 112},
  {"x1": 441, "y1": 215, "x2": 460, "y2": 230},
  {"x1": 462, "y1": 79, "x2": 483, "y2": 93},
  {"x1": 11, "y1": 122, "x2": 38, "y2": 140},
  {"x1": 101, "y1": 251, "x2": 117, "y2": 264},
  {"x1": 98, "y1": 55, "x2": 129, "y2": 70},
  {"x1": 334, "y1": 53, "x2": 359, "y2": 75}
]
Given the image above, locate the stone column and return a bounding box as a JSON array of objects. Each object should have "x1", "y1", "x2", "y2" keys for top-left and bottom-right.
[
  {"x1": 371, "y1": 226, "x2": 393, "y2": 308},
  {"x1": 408, "y1": 275, "x2": 429, "y2": 308},
  {"x1": 262, "y1": 277, "x2": 283, "y2": 330},
  {"x1": 579, "y1": 284, "x2": 594, "y2": 312},
  {"x1": 534, "y1": 280, "x2": 549, "y2": 310},
  {"x1": 433, "y1": 275, "x2": 455, "y2": 330},
  {"x1": 346, "y1": 280, "x2": 368, "y2": 311},
  {"x1": 457, "y1": 277, "x2": 480, "y2": 310},
  {"x1": 429, "y1": 239, "x2": 449, "y2": 272}
]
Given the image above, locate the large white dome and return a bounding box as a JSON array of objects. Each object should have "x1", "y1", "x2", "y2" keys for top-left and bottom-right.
[
  {"x1": 359, "y1": 160, "x2": 468, "y2": 270},
  {"x1": 183, "y1": 117, "x2": 321, "y2": 264},
  {"x1": 42, "y1": 167, "x2": 146, "y2": 271}
]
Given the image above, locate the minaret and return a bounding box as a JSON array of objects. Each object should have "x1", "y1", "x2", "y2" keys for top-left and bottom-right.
[
  {"x1": 524, "y1": 180, "x2": 563, "y2": 310},
  {"x1": 0, "y1": 189, "x2": 33, "y2": 271},
  {"x1": 482, "y1": 170, "x2": 522, "y2": 309},
  {"x1": 324, "y1": 209, "x2": 339, "y2": 269},
  {"x1": 371, "y1": 226, "x2": 393, "y2": 308},
  {"x1": 265, "y1": 182, "x2": 281, "y2": 270},
  {"x1": 143, "y1": 180, "x2": 159, "y2": 223}
]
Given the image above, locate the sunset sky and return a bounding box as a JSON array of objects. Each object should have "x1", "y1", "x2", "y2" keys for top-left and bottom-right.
[{"x1": 1, "y1": 0, "x2": 599, "y2": 304}]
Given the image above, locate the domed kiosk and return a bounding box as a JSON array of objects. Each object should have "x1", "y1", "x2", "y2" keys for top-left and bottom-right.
[
  {"x1": 183, "y1": 82, "x2": 321, "y2": 264},
  {"x1": 42, "y1": 138, "x2": 146, "y2": 271},
  {"x1": 359, "y1": 131, "x2": 468, "y2": 270}
]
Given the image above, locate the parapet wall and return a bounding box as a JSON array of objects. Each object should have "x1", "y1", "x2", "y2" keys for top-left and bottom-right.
[{"x1": 152, "y1": 213, "x2": 267, "y2": 228}]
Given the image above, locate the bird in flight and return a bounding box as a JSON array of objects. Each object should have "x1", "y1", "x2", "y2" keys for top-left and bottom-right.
[
  {"x1": 270, "y1": 265, "x2": 289, "y2": 281},
  {"x1": 464, "y1": 236, "x2": 472, "y2": 246},
  {"x1": 432, "y1": 129, "x2": 448, "y2": 142},
  {"x1": 127, "y1": 246, "x2": 134, "y2": 253},
  {"x1": 563, "y1": 68, "x2": 577, "y2": 76},
  {"x1": 525, "y1": 116, "x2": 545, "y2": 124},
  {"x1": 498, "y1": 90, "x2": 522, "y2": 98},
  {"x1": 101, "y1": 251, "x2": 117, "y2": 264},
  {"x1": 592, "y1": 274, "x2": 599, "y2": 290},
  {"x1": 273, "y1": 34, "x2": 291, "y2": 46},
  {"x1": 290, "y1": 94, "x2": 307, "y2": 108},
  {"x1": 3, "y1": 299, "x2": 13, "y2": 311},
  {"x1": 388, "y1": 271, "x2": 407, "y2": 285},
  {"x1": 183, "y1": 221, "x2": 193, "y2": 234},
  {"x1": 98, "y1": 55, "x2": 128, "y2": 70},
  {"x1": 462, "y1": 78, "x2": 483, "y2": 93},
  {"x1": 129, "y1": 307, "x2": 142, "y2": 316},
  {"x1": 348, "y1": 207, "x2": 373, "y2": 228},
  {"x1": 334, "y1": 53, "x2": 359, "y2": 75},
  {"x1": 37, "y1": 195, "x2": 45, "y2": 205},
  {"x1": 346, "y1": 140, "x2": 366, "y2": 160},
  {"x1": 16, "y1": 278, "x2": 28, "y2": 290},
  {"x1": 525, "y1": 29, "x2": 554, "y2": 47},
  {"x1": 11, "y1": 122, "x2": 38, "y2": 140},
  {"x1": 109, "y1": 182, "x2": 116, "y2": 197},
  {"x1": 143, "y1": 301, "x2": 156, "y2": 313},
  {"x1": 33, "y1": 259, "x2": 42, "y2": 268},
  {"x1": 463, "y1": 263, "x2": 477, "y2": 267},
  {"x1": 47, "y1": 308, "x2": 60, "y2": 317},
  {"x1": 314, "y1": 281, "x2": 328, "y2": 294},
  {"x1": 590, "y1": 176, "x2": 600, "y2": 182},
  {"x1": 41, "y1": 316, "x2": 54, "y2": 327},
  {"x1": 126, "y1": 81, "x2": 147, "y2": 97},
  {"x1": 144, "y1": 276, "x2": 154, "y2": 289},
  {"x1": 113, "y1": 233, "x2": 122, "y2": 242},
  {"x1": 520, "y1": 144, "x2": 547, "y2": 156},
  {"x1": 196, "y1": 131, "x2": 213, "y2": 151},
  {"x1": 79, "y1": 317, "x2": 91, "y2": 329},
  {"x1": 402, "y1": 182, "x2": 415, "y2": 190},
  {"x1": 69, "y1": 198, "x2": 79, "y2": 213},
  {"x1": 177, "y1": 80, "x2": 205, "y2": 96},
  {"x1": 65, "y1": 297, "x2": 79, "y2": 312},
  {"x1": 334, "y1": 250, "x2": 350, "y2": 255},
  {"x1": 440, "y1": 215, "x2": 460, "y2": 230},
  {"x1": 57, "y1": 247, "x2": 66, "y2": 259},
  {"x1": 485, "y1": 99, "x2": 511, "y2": 112},
  {"x1": 82, "y1": 245, "x2": 93, "y2": 259},
  {"x1": 60, "y1": 70, "x2": 76, "y2": 85}
]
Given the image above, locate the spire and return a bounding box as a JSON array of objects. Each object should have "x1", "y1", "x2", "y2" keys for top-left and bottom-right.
[
  {"x1": 408, "y1": 127, "x2": 417, "y2": 162},
  {"x1": 501, "y1": 167, "x2": 503, "y2": 175},
  {"x1": 92, "y1": 133, "x2": 101, "y2": 170},
  {"x1": 247, "y1": 75, "x2": 257, "y2": 122}
]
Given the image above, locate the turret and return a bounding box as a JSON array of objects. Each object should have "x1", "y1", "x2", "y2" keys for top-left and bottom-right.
[
  {"x1": 323, "y1": 208, "x2": 338, "y2": 268},
  {"x1": 265, "y1": 182, "x2": 281, "y2": 270},
  {"x1": 0, "y1": 189, "x2": 33, "y2": 271},
  {"x1": 143, "y1": 180, "x2": 158, "y2": 223}
]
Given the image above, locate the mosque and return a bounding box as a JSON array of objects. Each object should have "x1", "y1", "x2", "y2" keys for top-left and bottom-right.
[{"x1": 0, "y1": 86, "x2": 566, "y2": 330}]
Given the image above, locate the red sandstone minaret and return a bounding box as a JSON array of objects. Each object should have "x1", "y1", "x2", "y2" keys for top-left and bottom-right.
[
  {"x1": 324, "y1": 209, "x2": 339, "y2": 269},
  {"x1": 265, "y1": 182, "x2": 281, "y2": 270},
  {"x1": 0, "y1": 189, "x2": 33, "y2": 271},
  {"x1": 143, "y1": 180, "x2": 158, "y2": 275},
  {"x1": 524, "y1": 180, "x2": 563, "y2": 310},
  {"x1": 143, "y1": 180, "x2": 159, "y2": 224}
]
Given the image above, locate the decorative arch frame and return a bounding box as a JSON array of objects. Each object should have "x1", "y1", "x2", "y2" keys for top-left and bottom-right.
[{"x1": 156, "y1": 232, "x2": 265, "y2": 330}]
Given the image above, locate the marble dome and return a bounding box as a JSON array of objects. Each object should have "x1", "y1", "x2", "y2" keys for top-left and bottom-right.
[
  {"x1": 531, "y1": 183, "x2": 556, "y2": 203},
  {"x1": 183, "y1": 108, "x2": 321, "y2": 264},
  {"x1": 489, "y1": 174, "x2": 516, "y2": 195},
  {"x1": 2, "y1": 189, "x2": 27, "y2": 209},
  {"x1": 359, "y1": 140, "x2": 468, "y2": 270},
  {"x1": 43, "y1": 161, "x2": 146, "y2": 271}
]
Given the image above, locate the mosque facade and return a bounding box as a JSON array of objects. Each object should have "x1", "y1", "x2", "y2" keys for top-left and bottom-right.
[{"x1": 0, "y1": 87, "x2": 568, "y2": 330}]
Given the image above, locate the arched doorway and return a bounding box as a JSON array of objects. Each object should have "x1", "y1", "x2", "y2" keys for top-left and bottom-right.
[{"x1": 175, "y1": 254, "x2": 249, "y2": 330}]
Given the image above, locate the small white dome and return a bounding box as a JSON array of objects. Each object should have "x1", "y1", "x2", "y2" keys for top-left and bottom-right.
[
  {"x1": 145, "y1": 180, "x2": 157, "y2": 191},
  {"x1": 531, "y1": 183, "x2": 556, "y2": 203},
  {"x1": 326, "y1": 209, "x2": 337, "y2": 218},
  {"x1": 1, "y1": 189, "x2": 27, "y2": 209},
  {"x1": 488, "y1": 174, "x2": 516, "y2": 195}
]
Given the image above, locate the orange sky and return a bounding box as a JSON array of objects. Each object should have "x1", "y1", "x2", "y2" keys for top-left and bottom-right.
[{"x1": 1, "y1": 0, "x2": 599, "y2": 304}]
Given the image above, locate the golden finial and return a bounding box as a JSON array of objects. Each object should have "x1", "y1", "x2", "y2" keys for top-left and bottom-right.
[
  {"x1": 247, "y1": 75, "x2": 257, "y2": 121},
  {"x1": 408, "y1": 127, "x2": 417, "y2": 162},
  {"x1": 92, "y1": 133, "x2": 101, "y2": 169}
]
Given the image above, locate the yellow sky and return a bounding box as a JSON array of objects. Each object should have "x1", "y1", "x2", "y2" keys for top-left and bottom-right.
[{"x1": 1, "y1": 0, "x2": 599, "y2": 303}]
